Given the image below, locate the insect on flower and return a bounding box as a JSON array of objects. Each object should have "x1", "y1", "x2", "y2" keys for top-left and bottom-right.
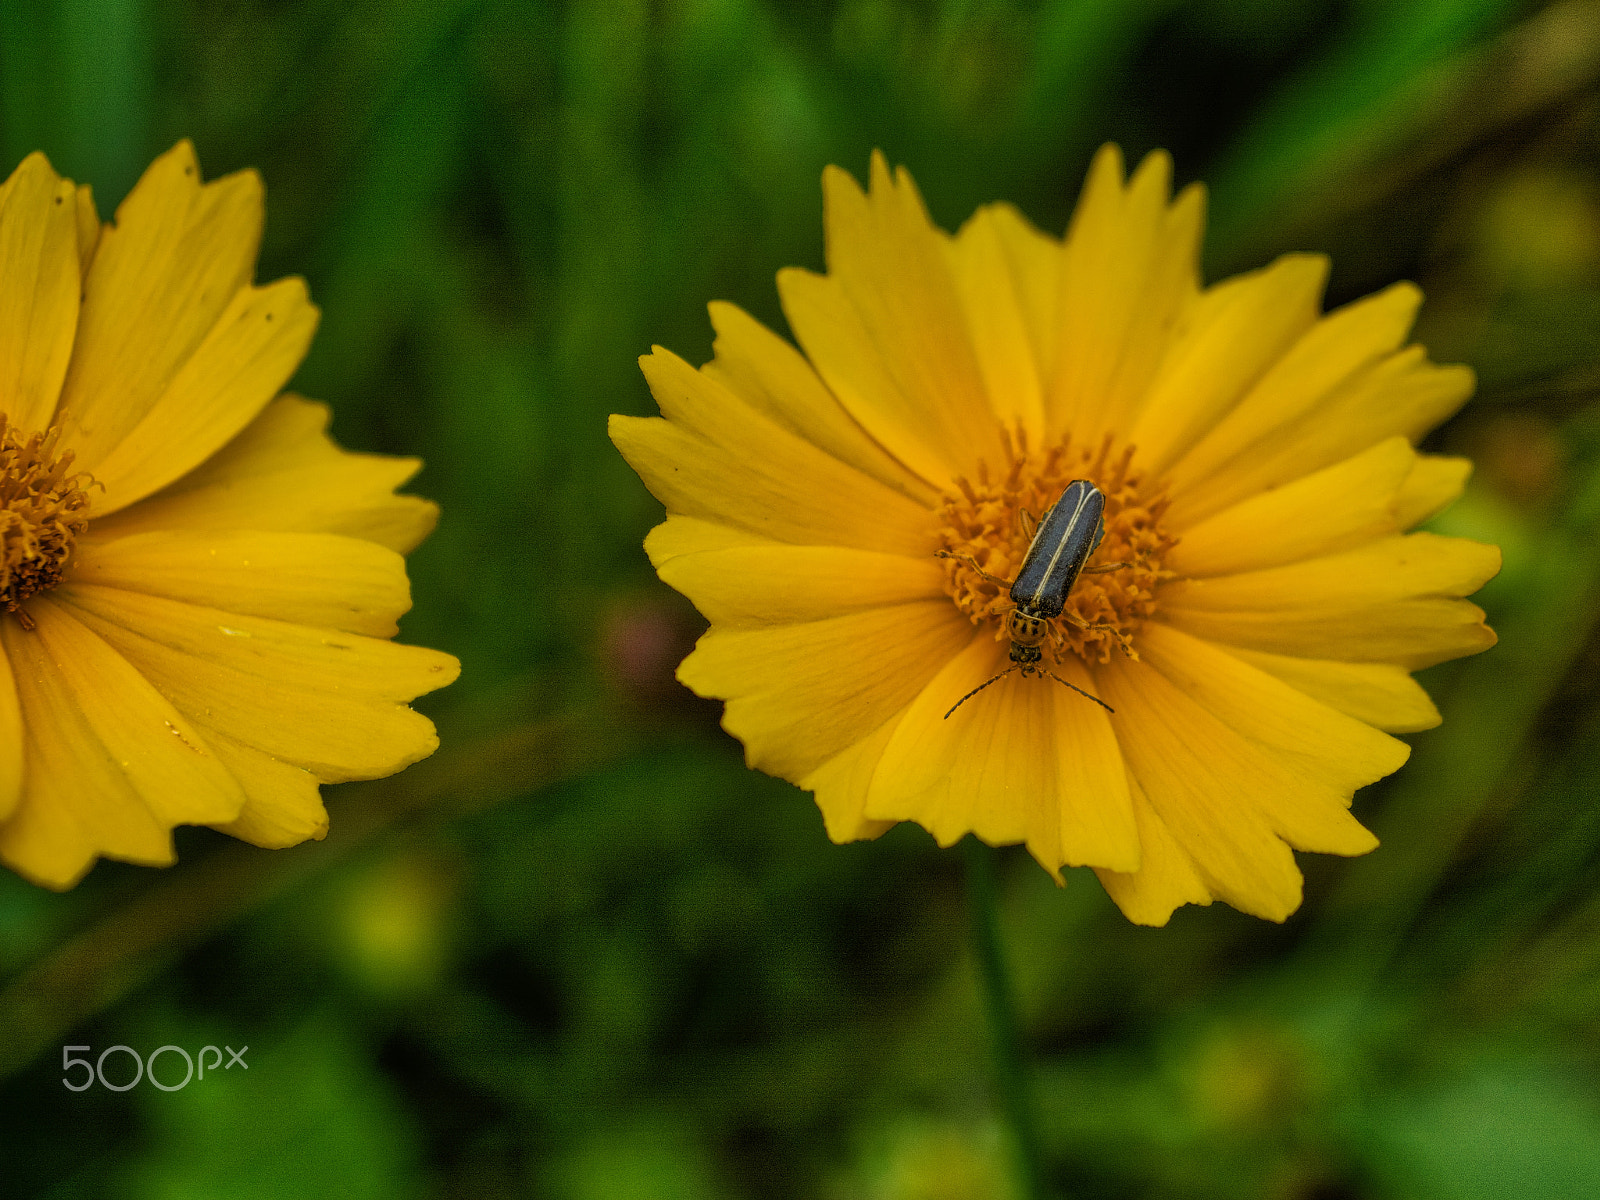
[
  {"x1": 938, "y1": 479, "x2": 1131, "y2": 717},
  {"x1": 612, "y1": 145, "x2": 1504, "y2": 925}
]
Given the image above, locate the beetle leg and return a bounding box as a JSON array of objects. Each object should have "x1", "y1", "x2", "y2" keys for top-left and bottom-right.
[
  {"x1": 1080, "y1": 561, "x2": 1129, "y2": 575},
  {"x1": 1059, "y1": 609, "x2": 1138, "y2": 658},
  {"x1": 934, "y1": 549, "x2": 1015, "y2": 589},
  {"x1": 1045, "y1": 620, "x2": 1067, "y2": 655},
  {"x1": 1017, "y1": 507, "x2": 1037, "y2": 541}
]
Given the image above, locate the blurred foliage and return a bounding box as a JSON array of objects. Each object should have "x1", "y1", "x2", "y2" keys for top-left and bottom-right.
[{"x1": 5, "y1": 0, "x2": 1600, "y2": 1196}]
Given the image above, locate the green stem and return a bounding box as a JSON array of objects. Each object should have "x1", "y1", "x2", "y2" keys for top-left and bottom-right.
[{"x1": 965, "y1": 837, "x2": 1050, "y2": 1200}]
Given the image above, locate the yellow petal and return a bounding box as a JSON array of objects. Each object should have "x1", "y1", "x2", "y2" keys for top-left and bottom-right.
[
  {"x1": 1165, "y1": 597, "x2": 1495, "y2": 672},
  {"x1": 615, "y1": 350, "x2": 938, "y2": 555},
  {"x1": 55, "y1": 142, "x2": 265, "y2": 472},
  {"x1": 88, "y1": 277, "x2": 319, "y2": 513},
  {"x1": 56, "y1": 584, "x2": 457, "y2": 784},
  {"x1": 0, "y1": 597, "x2": 246, "y2": 888},
  {"x1": 1130, "y1": 253, "x2": 1328, "y2": 478},
  {"x1": 703, "y1": 301, "x2": 938, "y2": 506},
  {"x1": 69, "y1": 530, "x2": 412, "y2": 638},
  {"x1": 1163, "y1": 281, "x2": 1422, "y2": 507},
  {"x1": 678, "y1": 600, "x2": 974, "y2": 782},
  {"x1": 1220, "y1": 645, "x2": 1441, "y2": 733},
  {"x1": 1167, "y1": 534, "x2": 1502, "y2": 611},
  {"x1": 866, "y1": 634, "x2": 1053, "y2": 849},
  {"x1": 1394, "y1": 454, "x2": 1472, "y2": 527},
  {"x1": 1052, "y1": 146, "x2": 1205, "y2": 444},
  {"x1": 1049, "y1": 653, "x2": 1140, "y2": 873},
  {"x1": 1168, "y1": 346, "x2": 1474, "y2": 529},
  {"x1": 864, "y1": 635, "x2": 1139, "y2": 874},
  {"x1": 1049, "y1": 659, "x2": 1139, "y2": 876},
  {"x1": 978, "y1": 202, "x2": 1061, "y2": 392},
  {"x1": 0, "y1": 640, "x2": 23, "y2": 820},
  {"x1": 946, "y1": 203, "x2": 1047, "y2": 444},
  {"x1": 1284, "y1": 352, "x2": 1475, "y2": 463},
  {"x1": 0, "y1": 152, "x2": 82, "y2": 433},
  {"x1": 799, "y1": 714, "x2": 903, "y2": 843},
  {"x1": 206, "y1": 730, "x2": 328, "y2": 848},
  {"x1": 776, "y1": 267, "x2": 974, "y2": 487},
  {"x1": 86, "y1": 396, "x2": 438, "y2": 554},
  {"x1": 786, "y1": 153, "x2": 1002, "y2": 483},
  {"x1": 1137, "y1": 622, "x2": 1409, "y2": 802},
  {"x1": 74, "y1": 184, "x2": 100, "y2": 278},
  {"x1": 1168, "y1": 437, "x2": 1416, "y2": 575},
  {"x1": 643, "y1": 515, "x2": 775, "y2": 564},
  {"x1": 1094, "y1": 773, "x2": 1213, "y2": 926},
  {"x1": 1096, "y1": 654, "x2": 1305, "y2": 921},
  {"x1": 1160, "y1": 533, "x2": 1502, "y2": 668},
  {"x1": 657, "y1": 541, "x2": 945, "y2": 627}
]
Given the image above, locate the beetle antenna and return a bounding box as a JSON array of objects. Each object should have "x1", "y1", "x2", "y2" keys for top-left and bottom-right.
[
  {"x1": 1045, "y1": 670, "x2": 1114, "y2": 713},
  {"x1": 944, "y1": 667, "x2": 1018, "y2": 719}
]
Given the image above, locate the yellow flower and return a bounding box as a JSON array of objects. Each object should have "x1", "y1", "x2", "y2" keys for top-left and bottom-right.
[
  {"x1": 0, "y1": 143, "x2": 458, "y2": 889},
  {"x1": 611, "y1": 147, "x2": 1501, "y2": 926}
]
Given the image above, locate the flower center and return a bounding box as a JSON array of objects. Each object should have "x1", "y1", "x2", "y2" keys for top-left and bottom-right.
[
  {"x1": 0, "y1": 416, "x2": 94, "y2": 630},
  {"x1": 936, "y1": 431, "x2": 1176, "y2": 664}
]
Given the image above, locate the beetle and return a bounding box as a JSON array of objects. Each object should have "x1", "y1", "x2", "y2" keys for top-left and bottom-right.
[{"x1": 936, "y1": 479, "x2": 1129, "y2": 719}]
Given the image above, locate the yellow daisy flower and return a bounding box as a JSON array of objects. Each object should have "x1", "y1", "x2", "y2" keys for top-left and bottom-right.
[
  {"x1": 611, "y1": 147, "x2": 1500, "y2": 925},
  {"x1": 0, "y1": 143, "x2": 458, "y2": 889}
]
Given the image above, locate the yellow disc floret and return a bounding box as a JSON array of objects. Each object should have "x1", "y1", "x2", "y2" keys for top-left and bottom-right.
[
  {"x1": 936, "y1": 430, "x2": 1177, "y2": 664},
  {"x1": 0, "y1": 415, "x2": 94, "y2": 630}
]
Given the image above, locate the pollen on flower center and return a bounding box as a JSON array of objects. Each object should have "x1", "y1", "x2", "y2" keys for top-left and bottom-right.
[
  {"x1": 936, "y1": 431, "x2": 1177, "y2": 664},
  {"x1": 0, "y1": 415, "x2": 94, "y2": 630}
]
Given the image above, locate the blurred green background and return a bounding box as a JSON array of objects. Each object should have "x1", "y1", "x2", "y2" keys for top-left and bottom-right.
[{"x1": 4, "y1": 0, "x2": 1600, "y2": 1196}]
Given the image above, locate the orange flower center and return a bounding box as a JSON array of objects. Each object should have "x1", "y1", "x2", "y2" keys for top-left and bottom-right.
[
  {"x1": 0, "y1": 416, "x2": 93, "y2": 630},
  {"x1": 936, "y1": 431, "x2": 1176, "y2": 664}
]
